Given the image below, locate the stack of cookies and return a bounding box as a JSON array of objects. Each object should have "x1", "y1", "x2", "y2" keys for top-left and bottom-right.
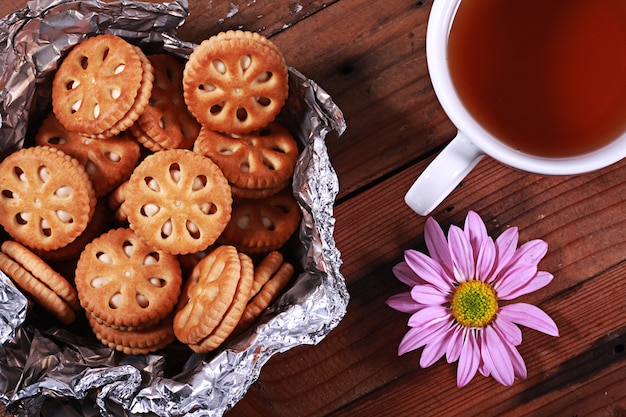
[
  {"x1": 0, "y1": 30, "x2": 301, "y2": 355},
  {"x1": 186, "y1": 31, "x2": 302, "y2": 254},
  {"x1": 75, "y1": 228, "x2": 182, "y2": 354},
  {"x1": 51, "y1": 34, "x2": 154, "y2": 139}
]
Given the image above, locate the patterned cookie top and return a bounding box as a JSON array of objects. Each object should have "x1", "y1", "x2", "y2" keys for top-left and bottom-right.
[
  {"x1": 0, "y1": 146, "x2": 96, "y2": 251},
  {"x1": 52, "y1": 34, "x2": 146, "y2": 136},
  {"x1": 75, "y1": 227, "x2": 182, "y2": 329},
  {"x1": 125, "y1": 149, "x2": 233, "y2": 255},
  {"x1": 183, "y1": 31, "x2": 289, "y2": 134},
  {"x1": 35, "y1": 112, "x2": 140, "y2": 197},
  {"x1": 193, "y1": 122, "x2": 298, "y2": 191}
]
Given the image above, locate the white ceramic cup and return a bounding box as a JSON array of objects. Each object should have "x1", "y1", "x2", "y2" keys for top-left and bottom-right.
[{"x1": 405, "y1": 0, "x2": 626, "y2": 216}]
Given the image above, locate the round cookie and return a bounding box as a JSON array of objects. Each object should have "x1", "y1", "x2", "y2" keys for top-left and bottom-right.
[
  {"x1": 193, "y1": 121, "x2": 298, "y2": 193},
  {"x1": 136, "y1": 54, "x2": 201, "y2": 151},
  {"x1": 125, "y1": 149, "x2": 232, "y2": 255},
  {"x1": 183, "y1": 31, "x2": 289, "y2": 134},
  {"x1": 108, "y1": 180, "x2": 130, "y2": 224},
  {"x1": 248, "y1": 251, "x2": 287, "y2": 296},
  {"x1": 0, "y1": 145, "x2": 96, "y2": 251},
  {"x1": 87, "y1": 314, "x2": 175, "y2": 355},
  {"x1": 34, "y1": 197, "x2": 110, "y2": 262},
  {"x1": 0, "y1": 240, "x2": 80, "y2": 324},
  {"x1": 75, "y1": 227, "x2": 182, "y2": 330},
  {"x1": 234, "y1": 255, "x2": 294, "y2": 334},
  {"x1": 35, "y1": 112, "x2": 141, "y2": 197},
  {"x1": 188, "y1": 252, "x2": 254, "y2": 353},
  {"x1": 173, "y1": 245, "x2": 242, "y2": 345},
  {"x1": 90, "y1": 45, "x2": 155, "y2": 139},
  {"x1": 52, "y1": 34, "x2": 147, "y2": 136},
  {"x1": 219, "y1": 188, "x2": 301, "y2": 254}
]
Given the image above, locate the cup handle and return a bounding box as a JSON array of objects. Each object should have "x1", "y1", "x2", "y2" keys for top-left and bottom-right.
[{"x1": 405, "y1": 132, "x2": 485, "y2": 216}]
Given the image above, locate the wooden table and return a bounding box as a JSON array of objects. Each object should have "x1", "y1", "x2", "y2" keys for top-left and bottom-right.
[{"x1": 2, "y1": 0, "x2": 626, "y2": 416}]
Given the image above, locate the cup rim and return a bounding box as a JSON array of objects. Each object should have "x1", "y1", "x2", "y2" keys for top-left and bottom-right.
[{"x1": 426, "y1": 0, "x2": 626, "y2": 175}]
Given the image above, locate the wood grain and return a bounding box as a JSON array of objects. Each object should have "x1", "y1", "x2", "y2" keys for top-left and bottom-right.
[
  {"x1": 229, "y1": 155, "x2": 626, "y2": 416},
  {"x1": 1, "y1": 0, "x2": 626, "y2": 416}
]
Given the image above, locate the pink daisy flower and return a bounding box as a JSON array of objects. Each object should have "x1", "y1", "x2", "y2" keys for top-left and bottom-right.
[{"x1": 387, "y1": 211, "x2": 559, "y2": 387}]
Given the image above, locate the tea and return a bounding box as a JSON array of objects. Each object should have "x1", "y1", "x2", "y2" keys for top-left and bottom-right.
[{"x1": 447, "y1": 0, "x2": 626, "y2": 157}]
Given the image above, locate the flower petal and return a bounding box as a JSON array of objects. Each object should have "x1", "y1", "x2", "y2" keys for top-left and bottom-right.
[
  {"x1": 492, "y1": 316, "x2": 523, "y2": 345},
  {"x1": 493, "y1": 263, "x2": 537, "y2": 300},
  {"x1": 420, "y1": 322, "x2": 454, "y2": 368},
  {"x1": 500, "y1": 271, "x2": 553, "y2": 300},
  {"x1": 411, "y1": 284, "x2": 450, "y2": 306},
  {"x1": 405, "y1": 249, "x2": 455, "y2": 291},
  {"x1": 425, "y1": 216, "x2": 455, "y2": 277},
  {"x1": 398, "y1": 327, "x2": 424, "y2": 355},
  {"x1": 494, "y1": 325, "x2": 527, "y2": 380},
  {"x1": 393, "y1": 262, "x2": 427, "y2": 287},
  {"x1": 448, "y1": 225, "x2": 475, "y2": 282},
  {"x1": 445, "y1": 324, "x2": 464, "y2": 363},
  {"x1": 407, "y1": 305, "x2": 451, "y2": 328},
  {"x1": 386, "y1": 292, "x2": 423, "y2": 314},
  {"x1": 456, "y1": 328, "x2": 480, "y2": 387},
  {"x1": 481, "y1": 326, "x2": 515, "y2": 386},
  {"x1": 493, "y1": 227, "x2": 519, "y2": 275},
  {"x1": 464, "y1": 210, "x2": 489, "y2": 255},
  {"x1": 479, "y1": 359, "x2": 491, "y2": 378},
  {"x1": 398, "y1": 319, "x2": 451, "y2": 355},
  {"x1": 511, "y1": 239, "x2": 548, "y2": 266},
  {"x1": 495, "y1": 239, "x2": 547, "y2": 287},
  {"x1": 498, "y1": 303, "x2": 559, "y2": 337},
  {"x1": 475, "y1": 236, "x2": 496, "y2": 282}
]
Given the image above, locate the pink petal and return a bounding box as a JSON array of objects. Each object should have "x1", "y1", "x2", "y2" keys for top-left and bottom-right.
[
  {"x1": 407, "y1": 305, "x2": 450, "y2": 328},
  {"x1": 493, "y1": 325, "x2": 527, "y2": 380},
  {"x1": 479, "y1": 359, "x2": 490, "y2": 378},
  {"x1": 448, "y1": 225, "x2": 475, "y2": 282},
  {"x1": 425, "y1": 217, "x2": 455, "y2": 277},
  {"x1": 500, "y1": 271, "x2": 553, "y2": 300},
  {"x1": 405, "y1": 250, "x2": 455, "y2": 291},
  {"x1": 386, "y1": 292, "x2": 423, "y2": 314},
  {"x1": 511, "y1": 239, "x2": 548, "y2": 266},
  {"x1": 420, "y1": 329, "x2": 451, "y2": 368},
  {"x1": 493, "y1": 227, "x2": 519, "y2": 275},
  {"x1": 392, "y1": 262, "x2": 427, "y2": 287},
  {"x1": 456, "y1": 328, "x2": 480, "y2": 387},
  {"x1": 498, "y1": 303, "x2": 559, "y2": 337},
  {"x1": 481, "y1": 326, "x2": 515, "y2": 386},
  {"x1": 492, "y1": 316, "x2": 523, "y2": 346},
  {"x1": 475, "y1": 236, "x2": 496, "y2": 282},
  {"x1": 398, "y1": 327, "x2": 424, "y2": 355},
  {"x1": 464, "y1": 210, "x2": 489, "y2": 255},
  {"x1": 495, "y1": 239, "x2": 546, "y2": 287},
  {"x1": 398, "y1": 319, "x2": 450, "y2": 355},
  {"x1": 493, "y1": 264, "x2": 537, "y2": 300},
  {"x1": 411, "y1": 284, "x2": 450, "y2": 306},
  {"x1": 445, "y1": 324, "x2": 464, "y2": 363}
]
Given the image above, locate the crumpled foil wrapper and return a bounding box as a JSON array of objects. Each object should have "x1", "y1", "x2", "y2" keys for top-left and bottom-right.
[{"x1": 0, "y1": 1, "x2": 348, "y2": 416}]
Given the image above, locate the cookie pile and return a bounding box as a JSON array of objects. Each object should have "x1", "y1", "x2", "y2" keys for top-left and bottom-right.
[{"x1": 0, "y1": 30, "x2": 301, "y2": 355}]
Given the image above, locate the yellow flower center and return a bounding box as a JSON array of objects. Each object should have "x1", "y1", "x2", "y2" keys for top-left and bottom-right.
[{"x1": 451, "y1": 280, "x2": 499, "y2": 328}]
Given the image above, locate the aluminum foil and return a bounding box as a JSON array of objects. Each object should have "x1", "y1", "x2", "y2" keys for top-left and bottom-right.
[{"x1": 0, "y1": 1, "x2": 348, "y2": 416}]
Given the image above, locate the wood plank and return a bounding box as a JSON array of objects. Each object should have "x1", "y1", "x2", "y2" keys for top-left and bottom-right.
[
  {"x1": 179, "y1": 0, "x2": 336, "y2": 43},
  {"x1": 333, "y1": 153, "x2": 626, "y2": 292},
  {"x1": 230, "y1": 154, "x2": 626, "y2": 416},
  {"x1": 265, "y1": 0, "x2": 456, "y2": 198},
  {"x1": 230, "y1": 246, "x2": 626, "y2": 416},
  {"x1": 323, "y1": 261, "x2": 626, "y2": 417}
]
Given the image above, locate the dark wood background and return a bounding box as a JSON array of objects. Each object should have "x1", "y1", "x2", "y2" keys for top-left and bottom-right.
[{"x1": 1, "y1": 0, "x2": 625, "y2": 416}]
